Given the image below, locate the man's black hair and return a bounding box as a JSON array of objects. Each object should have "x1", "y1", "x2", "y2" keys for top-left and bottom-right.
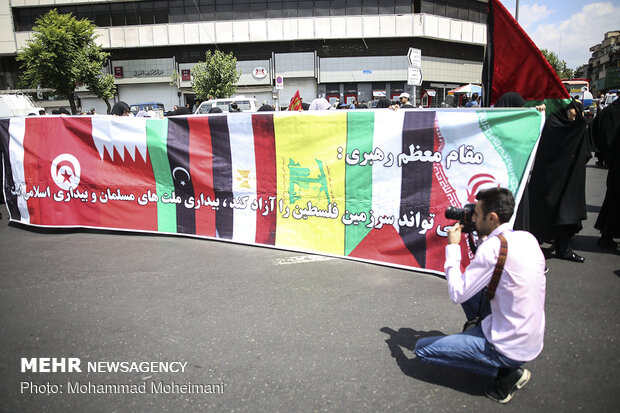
[{"x1": 475, "y1": 187, "x2": 515, "y2": 223}]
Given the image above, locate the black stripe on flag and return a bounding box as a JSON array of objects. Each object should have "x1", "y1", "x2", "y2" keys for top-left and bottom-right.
[
  {"x1": 0, "y1": 119, "x2": 21, "y2": 221},
  {"x1": 399, "y1": 110, "x2": 436, "y2": 268},
  {"x1": 209, "y1": 115, "x2": 233, "y2": 239},
  {"x1": 167, "y1": 118, "x2": 196, "y2": 234}
]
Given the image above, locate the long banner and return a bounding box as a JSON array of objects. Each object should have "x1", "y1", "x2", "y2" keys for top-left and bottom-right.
[{"x1": 0, "y1": 109, "x2": 543, "y2": 274}]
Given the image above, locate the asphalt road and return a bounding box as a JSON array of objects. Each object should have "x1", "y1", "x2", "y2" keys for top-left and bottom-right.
[{"x1": 0, "y1": 158, "x2": 618, "y2": 413}]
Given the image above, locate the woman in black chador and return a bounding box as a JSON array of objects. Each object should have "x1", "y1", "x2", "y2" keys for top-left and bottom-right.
[
  {"x1": 592, "y1": 97, "x2": 620, "y2": 249},
  {"x1": 528, "y1": 100, "x2": 589, "y2": 262}
]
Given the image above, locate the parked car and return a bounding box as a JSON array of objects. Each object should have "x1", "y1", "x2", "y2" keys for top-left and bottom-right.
[{"x1": 195, "y1": 97, "x2": 258, "y2": 114}]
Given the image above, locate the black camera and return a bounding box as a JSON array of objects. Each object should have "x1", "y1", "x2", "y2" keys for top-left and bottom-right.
[{"x1": 445, "y1": 203, "x2": 476, "y2": 233}]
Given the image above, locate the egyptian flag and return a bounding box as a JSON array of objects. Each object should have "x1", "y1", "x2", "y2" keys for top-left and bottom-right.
[
  {"x1": 482, "y1": 0, "x2": 570, "y2": 114},
  {"x1": 186, "y1": 113, "x2": 277, "y2": 243}
]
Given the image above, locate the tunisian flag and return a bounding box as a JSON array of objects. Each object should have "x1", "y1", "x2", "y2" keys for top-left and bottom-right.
[{"x1": 482, "y1": 0, "x2": 570, "y2": 111}]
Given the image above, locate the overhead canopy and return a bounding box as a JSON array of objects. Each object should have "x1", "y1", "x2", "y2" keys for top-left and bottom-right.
[{"x1": 448, "y1": 84, "x2": 482, "y2": 95}]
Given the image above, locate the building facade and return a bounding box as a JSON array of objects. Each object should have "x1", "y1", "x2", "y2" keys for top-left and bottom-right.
[
  {"x1": 587, "y1": 30, "x2": 620, "y2": 95},
  {"x1": 1, "y1": 0, "x2": 488, "y2": 113}
]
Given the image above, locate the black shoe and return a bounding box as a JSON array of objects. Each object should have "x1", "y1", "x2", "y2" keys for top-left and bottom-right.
[
  {"x1": 485, "y1": 368, "x2": 531, "y2": 404},
  {"x1": 597, "y1": 237, "x2": 619, "y2": 250},
  {"x1": 557, "y1": 251, "x2": 585, "y2": 263}
]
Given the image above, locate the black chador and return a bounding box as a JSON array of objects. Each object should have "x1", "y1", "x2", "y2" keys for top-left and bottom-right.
[
  {"x1": 592, "y1": 98, "x2": 620, "y2": 246},
  {"x1": 528, "y1": 100, "x2": 588, "y2": 260}
]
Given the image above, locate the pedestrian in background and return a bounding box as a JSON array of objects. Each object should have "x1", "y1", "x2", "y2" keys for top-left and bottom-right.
[
  {"x1": 528, "y1": 101, "x2": 588, "y2": 262},
  {"x1": 592, "y1": 96, "x2": 620, "y2": 249},
  {"x1": 110, "y1": 101, "x2": 131, "y2": 116}
]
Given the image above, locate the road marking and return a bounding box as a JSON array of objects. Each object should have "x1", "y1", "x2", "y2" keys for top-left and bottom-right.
[{"x1": 272, "y1": 255, "x2": 334, "y2": 265}]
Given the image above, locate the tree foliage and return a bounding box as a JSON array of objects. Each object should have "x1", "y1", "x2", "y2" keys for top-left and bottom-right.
[
  {"x1": 85, "y1": 73, "x2": 116, "y2": 114},
  {"x1": 16, "y1": 9, "x2": 113, "y2": 114},
  {"x1": 191, "y1": 50, "x2": 240, "y2": 101},
  {"x1": 540, "y1": 49, "x2": 574, "y2": 80}
]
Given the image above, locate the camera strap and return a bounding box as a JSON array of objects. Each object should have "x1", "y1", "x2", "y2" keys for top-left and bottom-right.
[{"x1": 485, "y1": 234, "x2": 508, "y2": 300}]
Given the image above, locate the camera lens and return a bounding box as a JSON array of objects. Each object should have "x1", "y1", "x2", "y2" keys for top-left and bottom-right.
[{"x1": 445, "y1": 206, "x2": 464, "y2": 220}]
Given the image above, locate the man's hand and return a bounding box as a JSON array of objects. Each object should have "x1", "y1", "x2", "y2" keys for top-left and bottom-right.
[{"x1": 447, "y1": 222, "x2": 463, "y2": 245}]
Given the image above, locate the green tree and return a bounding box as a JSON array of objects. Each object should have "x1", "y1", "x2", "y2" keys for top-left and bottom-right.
[
  {"x1": 84, "y1": 73, "x2": 116, "y2": 114},
  {"x1": 540, "y1": 49, "x2": 574, "y2": 80},
  {"x1": 16, "y1": 9, "x2": 112, "y2": 114},
  {"x1": 191, "y1": 50, "x2": 240, "y2": 100}
]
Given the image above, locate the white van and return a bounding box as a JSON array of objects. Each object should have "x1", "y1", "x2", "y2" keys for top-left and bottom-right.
[
  {"x1": 195, "y1": 96, "x2": 258, "y2": 114},
  {"x1": 0, "y1": 93, "x2": 41, "y2": 117}
]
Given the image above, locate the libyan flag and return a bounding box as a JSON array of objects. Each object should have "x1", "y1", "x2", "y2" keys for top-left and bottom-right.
[{"x1": 482, "y1": 0, "x2": 571, "y2": 114}]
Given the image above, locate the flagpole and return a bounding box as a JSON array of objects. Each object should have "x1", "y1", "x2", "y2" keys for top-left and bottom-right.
[{"x1": 515, "y1": 0, "x2": 519, "y2": 22}]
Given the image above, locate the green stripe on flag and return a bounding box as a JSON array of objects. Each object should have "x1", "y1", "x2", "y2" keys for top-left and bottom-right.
[
  {"x1": 524, "y1": 98, "x2": 571, "y2": 118},
  {"x1": 344, "y1": 111, "x2": 374, "y2": 255},
  {"x1": 146, "y1": 118, "x2": 177, "y2": 232},
  {"x1": 477, "y1": 109, "x2": 543, "y2": 193}
]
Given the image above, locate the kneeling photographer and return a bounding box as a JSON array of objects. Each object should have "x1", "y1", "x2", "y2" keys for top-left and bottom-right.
[{"x1": 414, "y1": 187, "x2": 546, "y2": 404}]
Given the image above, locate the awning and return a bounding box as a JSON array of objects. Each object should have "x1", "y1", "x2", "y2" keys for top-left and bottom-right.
[{"x1": 448, "y1": 84, "x2": 482, "y2": 95}]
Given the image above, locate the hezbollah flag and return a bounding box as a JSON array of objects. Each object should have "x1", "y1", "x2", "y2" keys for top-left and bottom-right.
[
  {"x1": 482, "y1": 0, "x2": 571, "y2": 114},
  {"x1": 1, "y1": 110, "x2": 543, "y2": 275}
]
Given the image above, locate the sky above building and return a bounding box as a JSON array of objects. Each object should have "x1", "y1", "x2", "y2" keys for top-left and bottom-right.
[{"x1": 498, "y1": 0, "x2": 619, "y2": 70}]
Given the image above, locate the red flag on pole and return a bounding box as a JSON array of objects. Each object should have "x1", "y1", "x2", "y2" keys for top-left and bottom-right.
[
  {"x1": 482, "y1": 0, "x2": 570, "y2": 113},
  {"x1": 288, "y1": 90, "x2": 303, "y2": 111}
]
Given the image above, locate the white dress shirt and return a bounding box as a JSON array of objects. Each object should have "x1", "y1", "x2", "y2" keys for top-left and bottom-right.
[{"x1": 444, "y1": 222, "x2": 546, "y2": 362}]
